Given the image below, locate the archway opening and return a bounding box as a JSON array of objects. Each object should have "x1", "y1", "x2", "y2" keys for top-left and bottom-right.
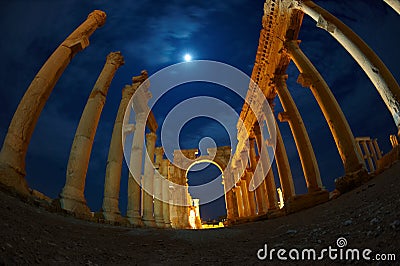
[{"x1": 186, "y1": 160, "x2": 226, "y2": 228}]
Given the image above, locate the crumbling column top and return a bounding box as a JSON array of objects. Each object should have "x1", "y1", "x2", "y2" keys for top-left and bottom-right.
[{"x1": 87, "y1": 10, "x2": 107, "y2": 27}]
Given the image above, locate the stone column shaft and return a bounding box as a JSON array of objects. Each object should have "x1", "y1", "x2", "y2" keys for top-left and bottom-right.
[
  {"x1": 154, "y1": 147, "x2": 165, "y2": 228},
  {"x1": 239, "y1": 179, "x2": 251, "y2": 217},
  {"x1": 384, "y1": 0, "x2": 400, "y2": 14},
  {"x1": 0, "y1": 10, "x2": 106, "y2": 195},
  {"x1": 142, "y1": 132, "x2": 157, "y2": 227},
  {"x1": 249, "y1": 137, "x2": 267, "y2": 214},
  {"x1": 287, "y1": 40, "x2": 365, "y2": 174},
  {"x1": 296, "y1": 1, "x2": 400, "y2": 134},
  {"x1": 274, "y1": 124, "x2": 295, "y2": 202},
  {"x1": 245, "y1": 170, "x2": 257, "y2": 216},
  {"x1": 235, "y1": 186, "x2": 245, "y2": 218},
  {"x1": 367, "y1": 141, "x2": 379, "y2": 165},
  {"x1": 160, "y1": 159, "x2": 171, "y2": 227},
  {"x1": 361, "y1": 141, "x2": 375, "y2": 172},
  {"x1": 102, "y1": 82, "x2": 140, "y2": 222},
  {"x1": 60, "y1": 51, "x2": 124, "y2": 215},
  {"x1": 127, "y1": 112, "x2": 147, "y2": 226},
  {"x1": 276, "y1": 74, "x2": 322, "y2": 191},
  {"x1": 255, "y1": 124, "x2": 278, "y2": 210}
]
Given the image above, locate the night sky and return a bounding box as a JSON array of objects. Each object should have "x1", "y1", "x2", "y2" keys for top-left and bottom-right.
[{"x1": 0, "y1": 1, "x2": 399, "y2": 220}]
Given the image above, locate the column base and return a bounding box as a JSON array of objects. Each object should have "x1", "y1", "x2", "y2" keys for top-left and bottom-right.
[
  {"x1": 60, "y1": 186, "x2": 91, "y2": 218},
  {"x1": 102, "y1": 197, "x2": 122, "y2": 222},
  {"x1": 155, "y1": 219, "x2": 166, "y2": 228},
  {"x1": 0, "y1": 162, "x2": 30, "y2": 196},
  {"x1": 285, "y1": 190, "x2": 329, "y2": 214},
  {"x1": 164, "y1": 222, "x2": 172, "y2": 228},
  {"x1": 143, "y1": 218, "x2": 157, "y2": 227},
  {"x1": 335, "y1": 168, "x2": 370, "y2": 193},
  {"x1": 127, "y1": 216, "x2": 144, "y2": 227}
]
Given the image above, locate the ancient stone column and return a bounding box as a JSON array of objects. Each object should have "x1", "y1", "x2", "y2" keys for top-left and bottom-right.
[
  {"x1": 126, "y1": 112, "x2": 147, "y2": 226},
  {"x1": 275, "y1": 74, "x2": 322, "y2": 192},
  {"x1": 223, "y1": 170, "x2": 236, "y2": 221},
  {"x1": 384, "y1": 0, "x2": 400, "y2": 14},
  {"x1": 295, "y1": 1, "x2": 400, "y2": 134},
  {"x1": 0, "y1": 10, "x2": 106, "y2": 195},
  {"x1": 254, "y1": 124, "x2": 278, "y2": 211},
  {"x1": 160, "y1": 159, "x2": 172, "y2": 228},
  {"x1": 249, "y1": 137, "x2": 267, "y2": 214},
  {"x1": 286, "y1": 40, "x2": 365, "y2": 174},
  {"x1": 239, "y1": 178, "x2": 251, "y2": 217},
  {"x1": 154, "y1": 147, "x2": 165, "y2": 228},
  {"x1": 102, "y1": 80, "x2": 142, "y2": 222},
  {"x1": 361, "y1": 140, "x2": 375, "y2": 172},
  {"x1": 245, "y1": 170, "x2": 257, "y2": 216},
  {"x1": 274, "y1": 123, "x2": 295, "y2": 202},
  {"x1": 234, "y1": 185, "x2": 245, "y2": 218},
  {"x1": 142, "y1": 132, "x2": 157, "y2": 227},
  {"x1": 60, "y1": 51, "x2": 124, "y2": 215}
]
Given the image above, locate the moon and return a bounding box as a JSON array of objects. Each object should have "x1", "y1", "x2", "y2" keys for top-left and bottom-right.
[{"x1": 184, "y1": 54, "x2": 192, "y2": 62}]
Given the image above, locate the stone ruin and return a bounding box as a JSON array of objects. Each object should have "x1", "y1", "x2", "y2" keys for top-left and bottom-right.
[{"x1": 0, "y1": 1, "x2": 399, "y2": 229}]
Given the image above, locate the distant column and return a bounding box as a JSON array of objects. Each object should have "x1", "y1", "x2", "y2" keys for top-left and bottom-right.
[
  {"x1": 234, "y1": 185, "x2": 245, "y2": 218},
  {"x1": 286, "y1": 40, "x2": 365, "y2": 174},
  {"x1": 274, "y1": 123, "x2": 295, "y2": 202},
  {"x1": 249, "y1": 137, "x2": 267, "y2": 214},
  {"x1": 255, "y1": 123, "x2": 278, "y2": 210},
  {"x1": 160, "y1": 159, "x2": 171, "y2": 228},
  {"x1": 126, "y1": 112, "x2": 147, "y2": 226},
  {"x1": 239, "y1": 179, "x2": 251, "y2": 217},
  {"x1": 223, "y1": 170, "x2": 236, "y2": 221},
  {"x1": 244, "y1": 170, "x2": 257, "y2": 216},
  {"x1": 142, "y1": 132, "x2": 157, "y2": 227},
  {"x1": 275, "y1": 74, "x2": 322, "y2": 191},
  {"x1": 102, "y1": 83, "x2": 137, "y2": 222},
  {"x1": 0, "y1": 10, "x2": 106, "y2": 195},
  {"x1": 154, "y1": 147, "x2": 165, "y2": 228},
  {"x1": 60, "y1": 51, "x2": 124, "y2": 216}
]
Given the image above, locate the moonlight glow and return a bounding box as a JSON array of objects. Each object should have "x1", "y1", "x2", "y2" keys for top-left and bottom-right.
[{"x1": 184, "y1": 54, "x2": 192, "y2": 62}]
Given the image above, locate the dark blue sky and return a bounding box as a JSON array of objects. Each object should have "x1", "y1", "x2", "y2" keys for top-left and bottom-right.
[{"x1": 0, "y1": 1, "x2": 399, "y2": 220}]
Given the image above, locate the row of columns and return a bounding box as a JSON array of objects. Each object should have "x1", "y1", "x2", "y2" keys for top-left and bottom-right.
[{"x1": 355, "y1": 137, "x2": 383, "y2": 173}]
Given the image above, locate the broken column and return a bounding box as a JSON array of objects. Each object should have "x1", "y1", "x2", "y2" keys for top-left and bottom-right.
[
  {"x1": 0, "y1": 10, "x2": 106, "y2": 195},
  {"x1": 60, "y1": 51, "x2": 124, "y2": 216}
]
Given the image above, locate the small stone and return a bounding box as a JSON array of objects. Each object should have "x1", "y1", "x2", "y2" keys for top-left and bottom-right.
[
  {"x1": 286, "y1": 229, "x2": 297, "y2": 234},
  {"x1": 343, "y1": 220, "x2": 352, "y2": 226},
  {"x1": 6, "y1": 243, "x2": 12, "y2": 249},
  {"x1": 370, "y1": 218, "x2": 379, "y2": 225},
  {"x1": 390, "y1": 220, "x2": 400, "y2": 230}
]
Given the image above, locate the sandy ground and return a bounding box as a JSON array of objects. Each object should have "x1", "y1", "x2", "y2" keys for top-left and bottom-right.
[{"x1": 0, "y1": 163, "x2": 399, "y2": 265}]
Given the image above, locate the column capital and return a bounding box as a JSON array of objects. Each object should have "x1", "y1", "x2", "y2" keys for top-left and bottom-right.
[
  {"x1": 146, "y1": 132, "x2": 158, "y2": 143},
  {"x1": 274, "y1": 74, "x2": 288, "y2": 83},
  {"x1": 87, "y1": 10, "x2": 107, "y2": 27},
  {"x1": 106, "y1": 51, "x2": 125, "y2": 67},
  {"x1": 278, "y1": 112, "x2": 290, "y2": 123},
  {"x1": 297, "y1": 73, "x2": 313, "y2": 88},
  {"x1": 132, "y1": 70, "x2": 149, "y2": 84}
]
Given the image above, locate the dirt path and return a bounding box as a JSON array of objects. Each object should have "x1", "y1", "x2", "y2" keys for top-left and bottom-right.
[{"x1": 1, "y1": 163, "x2": 399, "y2": 265}]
